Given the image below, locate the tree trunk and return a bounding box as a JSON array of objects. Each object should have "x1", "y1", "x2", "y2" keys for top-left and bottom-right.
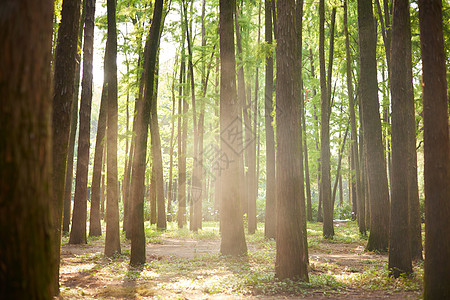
[
  {"x1": 264, "y1": 0, "x2": 276, "y2": 239},
  {"x1": 357, "y1": 0, "x2": 390, "y2": 252},
  {"x1": 418, "y1": 0, "x2": 450, "y2": 297},
  {"x1": 0, "y1": 1, "x2": 55, "y2": 296},
  {"x1": 105, "y1": 0, "x2": 121, "y2": 258},
  {"x1": 69, "y1": 0, "x2": 96, "y2": 245},
  {"x1": 51, "y1": 0, "x2": 82, "y2": 294},
  {"x1": 150, "y1": 58, "x2": 167, "y2": 230},
  {"x1": 275, "y1": 0, "x2": 308, "y2": 280},
  {"x1": 63, "y1": 77, "x2": 79, "y2": 234},
  {"x1": 130, "y1": 0, "x2": 164, "y2": 266},
  {"x1": 90, "y1": 41, "x2": 109, "y2": 237},
  {"x1": 219, "y1": 0, "x2": 248, "y2": 256},
  {"x1": 388, "y1": 0, "x2": 413, "y2": 278},
  {"x1": 319, "y1": 0, "x2": 334, "y2": 238},
  {"x1": 344, "y1": 0, "x2": 365, "y2": 234},
  {"x1": 177, "y1": 8, "x2": 188, "y2": 229}
]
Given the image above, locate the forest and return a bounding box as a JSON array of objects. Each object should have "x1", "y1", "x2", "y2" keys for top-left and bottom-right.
[{"x1": 1, "y1": 0, "x2": 450, "y2": 298}]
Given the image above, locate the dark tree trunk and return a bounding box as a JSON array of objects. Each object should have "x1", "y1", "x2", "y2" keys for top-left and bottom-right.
[
  {"x1": 130, "y1": 0, "x2": 164, "y2": 266},
  {"x1": 319, "y1": 0, "x2": 334, "y2": 238},
  {"x1": 264, "y1": 0, "x2": 277, "y2": 239},
  {"x1": 63, "y1": 78, "x2": 78, "y2": 234},
  {"x1": 418, "y1": 0, "x2": 450, "y2": 297},
  {"x1": 219, "y1": 0, "x2": 248, "y2": 256},
  {"x1": 344, "y1": 0, "x2": 365, "y2": 234},
  {"x1": 51, "y1": 0, "x2": 82, "y2": 293},
  {"x1": 150, "y1": 59, "x2": 167, "y2": 230},
  {"x1": 357, "y1": 0, "x2": 390, "y2": 252},
  {"x1": 275, "y1": 0, "x2": 308, "y2": 281},
  {"x1": 177, "y1": 12, "x2": 188, "y2": 228},
  {"x1": 105, "y1": 0, "x2": 121, "y2": 258},
  {"x1": 167, "y1": 73, "x2": 177, "y2": 223},
  {"x1": 69, "y1": 0, "x2": 96, "y2": 245},
  {"x1": 0, "y1": 1, "x2": 55, "y2": 297},
  {"x1": 89, "y1": 41, "x2": 109, "y2": 237},
  {"x1": 388, "y1": 0, "x2": 414, "y2": 278},
  {"x1": 302, "y1": 104, "x2": 313, "y2": 222}
]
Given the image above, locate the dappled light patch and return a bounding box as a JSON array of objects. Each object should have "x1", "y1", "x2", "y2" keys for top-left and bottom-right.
[{"x1": 60, "y1": 221, "x2": 422, "y2": 299}]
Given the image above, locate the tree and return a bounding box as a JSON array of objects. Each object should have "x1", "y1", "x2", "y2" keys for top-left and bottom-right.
[
  {"x1": 89, "y1": 41, "x2": 109, "y2": 237},
  {"x1": 344, "y1": 0, "x2": 365, "y2": 235},
  {"x1": 418, "y1": 0, "x2": 450, "y2": 297},
  {"x1": 69, "y1": 0, "x2": 96, "y2": 245},
  {"x1": 104, "y1": 0, "x2": 121, "y2": 258},
  {"x1": 0, "y1": 0, "x2": 55, "y2": 297},
  {"x1": 275, "y1": 0, "x2": 308, "y2": 280},
  {"x1": 264, "y1": 0, "x2": 276, "y2": 239},
  {"x1": 51, "y1": 0, "x2": 82, "y2": 293},
  {"x1": 388, "y1": 0, "x2": 413, "y2": 278},
  {"x1": 130, "y1": 0, "x2": 164, "y2": 266},
  {"x1": 319, "y1": 0, "x2": 333, "y2": 238},
  {"x1": 357, "y1": 0, "x2": 390, "y2": 252},
  {"x1": 219, "y1": 0, "x2": 248, "y2": 256}
]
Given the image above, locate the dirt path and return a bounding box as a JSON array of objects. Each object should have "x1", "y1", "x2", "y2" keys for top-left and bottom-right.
[{"x1": 60, "y1": 236, "x2": 421, "y2": 299}]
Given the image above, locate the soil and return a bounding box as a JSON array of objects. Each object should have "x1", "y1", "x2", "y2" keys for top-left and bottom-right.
[{"x1": 59, "y1": 226, "x2": 422, "y2": 299}]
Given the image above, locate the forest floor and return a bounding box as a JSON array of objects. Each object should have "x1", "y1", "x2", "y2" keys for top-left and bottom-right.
[{"x1": 59, "y1": 221, "x2": 423, "y2": 299}]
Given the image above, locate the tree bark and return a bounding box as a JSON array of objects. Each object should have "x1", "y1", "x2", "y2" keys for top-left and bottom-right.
[
  {"x1": 90, "y1": 41, "x2": 109, "y2": 237},
  {"x1": 105, "y1": 0, "x2": 121, "y2": 258},
  {"x1": 388, "y1": 0, "x2": 413, "y2": 278},
  {"x1": 69, "y1": 0, "x2": 96, "y2": 245},
  {"x1": 51, "y1": 0, "x2": 82, "y2": 293},
  {"x1": 264, "y1": 0, "x2": 276, "y2": 239},
  {"x1": 0, "y1": 1, "x2": 55, "y2": 297},
  {"x1": 275, "y1": 0, "x2": 308, "y2": 280},
  {"x1": 344, "y1": 0, "x2": 365, "y2": 234},
  {"x1": 357, "y1": 0, "x2": 390, "y2": 252},
  {"x1": 219, "y1": 0, "x2": 248, "y2": 256},
  {"x1": 418, "y1": 0, "x2": 450, "y2": 297},
  {"x1": 130, "y1": 0, "x2": 164, "y2": 266}
]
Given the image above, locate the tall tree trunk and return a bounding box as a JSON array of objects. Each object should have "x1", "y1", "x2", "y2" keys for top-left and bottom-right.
[
  {"x1": 51, "y1": 0, "x2": 82, "y2": 293},
  {"x1": 0, "y1": 1, "x2": 55, "y2": 296},
  {"x1": 130, "y1": 0, "x2": 164, "y2": 266},
  {"x1": 167, "y1": 69, "x2": 177, "y2": 223},
  {"x1": 177, "y1": 39, "x2": 188, "y2": 228},
  {"x1": 388, "y1": 0, "x2": 413, "y2": 278},
  {"x1": 63, "y1": 4, "x2": 85, "y2": 234},
  {"x1": 69, "y1": 0, "x2": 96, "y2": 244},
  {"x1": 90, "y1": 41, "x2": 109, "y2": 237},
  {"x1": 275, "y1": 0, "x2": 308, "y2": 281},
  {"x1": 357, "y1": 0, "x2": 390, "y2": 252},
  {"x1": 63, "y1": 78, "x2": 79, "y2": 234},
  {"x1": 219, "y1": 0, "x2": 248, "y2": 256},
  {"x1": 344, "y1": 0, "x2": 365, "y2": 234},
  {"x1": 319, "y1": 0, "x2": 334, "y2": 238},
  {"x1": 418, "y1": 0, "x2": 450, "y2": 297},
  {"x1": 105, "y1": 0, "x2": 121, "y2": 258},
  {"x1": 150, "y1": 57, "x2": 167, "y2": 230},
  {"x1": 302, "y1": 103, "x2": 313, "y2": 222},
  {"x1": 264, "y1": 0, "x2": 276, "y2": 239}
]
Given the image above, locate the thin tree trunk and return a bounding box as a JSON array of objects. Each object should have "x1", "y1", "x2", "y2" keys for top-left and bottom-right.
[
  {"x1": 344, "y1": 0, "x2": 365, "y2": 234},
  {"x1": 264, "y1": 0, "x2": 276, "y2": 239},
  {"x1": 105, "y1": 0, "x2": 121, "y2": 258},
  {"x1": 69, "y1": 0, "x2": 96, "y2": 244}
]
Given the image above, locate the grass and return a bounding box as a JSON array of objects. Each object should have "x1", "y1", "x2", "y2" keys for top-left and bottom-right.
[{"x1": 60, "y1": 220, "x2": 423, "y2": 298}]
